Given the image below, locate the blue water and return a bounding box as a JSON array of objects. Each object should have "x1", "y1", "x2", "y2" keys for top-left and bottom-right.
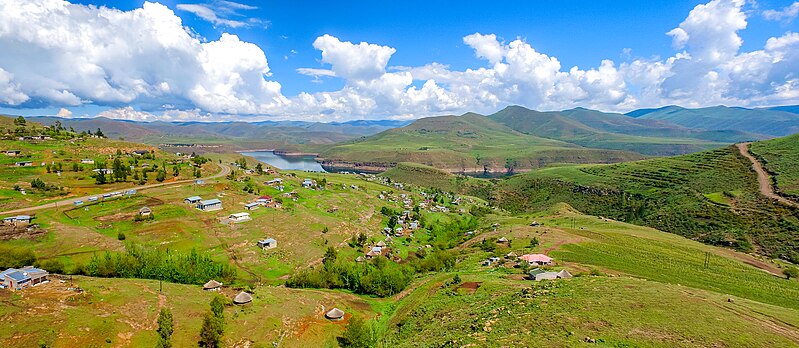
[{"x1": 241, "y1": 151, "x2": 327, "y2": 172}]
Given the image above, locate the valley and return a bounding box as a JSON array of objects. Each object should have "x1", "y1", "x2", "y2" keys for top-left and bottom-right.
[{"x1": 2, "y1": 107, "x2": 799, "y2": 348}]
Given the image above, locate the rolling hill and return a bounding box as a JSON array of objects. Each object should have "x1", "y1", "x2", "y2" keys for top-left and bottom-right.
[
  {"x1": 317, "y1": 113, "x2": 646, "y2": 174},
  {"x1": 29, "y1": 116, "x2": 410, "y2": 151},
  {"x1": 488, "y1": 105, "x2": 767, "y2": 155},
  {"x1": 627, "y1": 105, "x2": 799, "y2": 136}
]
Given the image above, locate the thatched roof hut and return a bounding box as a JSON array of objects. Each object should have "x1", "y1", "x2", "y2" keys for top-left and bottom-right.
[
  {"x1": 203, "y1": 280, "x2": 222, "y2": 291},
  {"x1": 233, "y1": 292, "x2": 253, "y2": 304},
  {"x1": 376, "y1": 241, "x2": 387, "y2": 247},
  {"x1": 325, "y1": 308, "x2": 345, "y2": 320},
  {"x1": 505, "y1": 252, "x2": 518, "y2": 259}
]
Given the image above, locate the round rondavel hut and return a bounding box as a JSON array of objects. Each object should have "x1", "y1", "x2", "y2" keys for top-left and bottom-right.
[
  {"x1": 233, "y1": 291, "x2": 253, "y2": 305},
  {"x1": 325, "y1": 308, "x2": 345, "y2": 320}
]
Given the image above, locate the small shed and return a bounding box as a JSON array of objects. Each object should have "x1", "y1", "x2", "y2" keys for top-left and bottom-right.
[
  {"x1": 233, "y1": 292, "x2": 253, "y2": 305},
  {"x1": 258, "y1": 238, "x2": 277, "y2": 250},
  {"x1": 497, "y1": 237, "x2": 509, "y2": 244},
  {"x1": 325, "y1": 308, "x2": 345, "y2": 320},
  {"x1": 203, "y1": 280, "x2": 222, "y2": 291},
  {"x1": 184, "y1": 196, "x2": 202, "y2": 204}
]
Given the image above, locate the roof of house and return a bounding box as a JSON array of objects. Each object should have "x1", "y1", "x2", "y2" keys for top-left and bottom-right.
[
  {"x1": 376, "y1": 241, "x2": 387, "y2": 247},
  {"x1": 371, "y1": 246, "x2": 382, "y2": 253},
  {"x1": 325, "y1": 308, "x2": 345, "y2": 319},
  {"x1": 230, "y1": 212, "x2": 250, "y2": 218},
  {"x1": 556, "y1": 270, "x2": 573, "y2": 279},
  {"x1": 244, "y1": 202, "x2": 259, "y2": 207},
  {"x1": 199, "y1": 198, "x2": 222, "y2": 205},
  {"x1": 259, "y1": 238, "x2": 276, "y2": 244},
  {"x1": 258, "y1": 195, "x2": 272, "y2": 200},
  {"x1": 5, "y1": 270, "x2": 29, "y2": 282},
  {"x1": 203, "y1": 280, "x2": 222, "y2": 289},
  {"x1": 185, "y1": 196, "x2": 202, "y2": 201},
  {"x1": 519, "y1": 254, "x2": 553, "y2": 263},
  {"x1": 233, "y1": 292, "x2": 253, "y2": 304}
]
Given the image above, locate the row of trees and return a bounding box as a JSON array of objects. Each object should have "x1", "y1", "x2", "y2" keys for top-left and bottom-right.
[
  {"x1": 82, "y1": 245, "x2": 236, "y2": 285},
  {"x1": 287, "y1": 248, "x2": 455, "y2": 297}
]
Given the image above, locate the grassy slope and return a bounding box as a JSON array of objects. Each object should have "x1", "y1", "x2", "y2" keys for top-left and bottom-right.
[
  {"x1": 750, "y1": 133, "x2": 799, "y2": 196},
  {"x1": 488, "y1": 146, "x2": 799, "y2": 261},
  {"x1": 383, "y1": 206, "x2": 799, "y2": 347},
  {"x1": 320, "y1": 113, "x2": 644, "y2": 172}
]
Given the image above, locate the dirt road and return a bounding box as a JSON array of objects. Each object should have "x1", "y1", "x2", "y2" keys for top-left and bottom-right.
[
  {"x1": 737, "y1": 142, "x2": 798, "y2": 208},
  {"x1": 0, "y1": 162, "x2": 231, "y2": 216}
]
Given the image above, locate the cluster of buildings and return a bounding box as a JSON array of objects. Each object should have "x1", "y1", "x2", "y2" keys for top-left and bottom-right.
[{"x1": 244, "y1": 195, "x2": 281, "y2": 210}]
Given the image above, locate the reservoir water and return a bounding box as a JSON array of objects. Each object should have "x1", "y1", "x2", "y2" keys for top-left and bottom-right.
[{"x1": 240, "y1": 151, "x2": 327, "y2": 172}]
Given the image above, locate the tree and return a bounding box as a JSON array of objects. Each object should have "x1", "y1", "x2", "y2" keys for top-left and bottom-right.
[
  {"x1": 95, "y1": 128, "x2": 105, "y2": 138},
  {"x1": 254, "y1": 163, "x2": 263, "y2": 173},
  {"x1": 156, "y1": 308, "x2": 173, "y2": 348},
  {"x1": 784, "y1": 266, "x2": 799, "y2": 280},
  {"x1": 529, "y1": 237, "x2": 540, "y2": 249},
  {"x1": 337, "y1": 317, "x2": 375, "y2": 348},
  {"x1": 14, "y1": 116, "x2": 26, "y2": 126},
  {"x1": 323, "y1": 246, "x2": 337, "y2": 267},
  {"x1": 172, "y1": 165, "x2": 179, "y2": 177},
  {"x1": 199, "y1": 296, "x2": 226, "y2": 348},
  {"x1": 94, "y1": 171, "x2": 107, "y2": 185},
  {"x1": 156, "y1": 170, "x2": 167, "y2": 182}
]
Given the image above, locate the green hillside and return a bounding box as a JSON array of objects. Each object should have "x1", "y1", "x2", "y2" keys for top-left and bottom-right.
[
  {"x1": 488, "y1": 105, "x2": 765, "y2": 155},
  {"x1": 484, "y1": 145, "x2": 799, "y2": 262},
  {"x1": 751, "y1": 133, "x2": 799, "y2": 197},
  {"x1": 318, "y1": 113, "x2": 645, "y2": 174},
  {"x1": 629, "y1": 105, "x2": 799, "y2": 136}
]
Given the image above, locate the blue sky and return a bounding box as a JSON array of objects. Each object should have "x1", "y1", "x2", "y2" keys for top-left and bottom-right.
[{"x1": 0, "y1": 0, "x2": 797, "y2": 121}]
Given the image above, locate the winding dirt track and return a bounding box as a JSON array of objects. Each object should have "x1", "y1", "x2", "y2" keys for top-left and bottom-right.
[
  {"x1": 0, "y1": 162, "x2": 231, "y2": 216},
  {"x1": 737, "y1": 142, "x2": 799, "y2": 208}
]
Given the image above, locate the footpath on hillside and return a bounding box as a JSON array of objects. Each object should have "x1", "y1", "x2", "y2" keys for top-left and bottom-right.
[{"x1": 737, "y1": 142, "x2": 799, "y2": 209}]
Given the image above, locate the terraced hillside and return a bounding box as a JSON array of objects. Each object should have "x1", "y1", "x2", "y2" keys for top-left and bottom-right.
[{"x1": 318, "y1": 113, "x2": 644, "y2": 174}]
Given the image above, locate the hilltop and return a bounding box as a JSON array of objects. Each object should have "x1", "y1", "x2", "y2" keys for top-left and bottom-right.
[
  {"x1": 317, "y1": 113, "x2": 645, "y2": 174},
  {"x1": 628, "y1": 105, "x2": 799, "y2": 136},
  {"x1": 489, "y1": 105, "x2": 766, "y2": 155}
]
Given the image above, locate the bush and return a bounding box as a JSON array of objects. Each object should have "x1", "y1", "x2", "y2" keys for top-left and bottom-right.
[
  {"x1": 337, "y1": 317, "x2": 376, "y2": 348},
  {"x1": 0, "y1": 245, "x2": 37, "y2": 269},
  {"x1": 117, "y1": 232, "x2": 126, "y2": 241}
]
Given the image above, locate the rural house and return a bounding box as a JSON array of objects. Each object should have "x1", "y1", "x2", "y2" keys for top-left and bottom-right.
[
  {"x1": 196, "y1": 198, "x2": 223, "y2": 211},
  {"x1": 519, "y1": 254, "x2": 553, "y2": 265},
  {"x1": 14, "y1": 161, "x2": 33, "y2": 167},
  {"x1": 2, "y1": 215, "x2": 32, "y2": 225},
  {"x1": 139, "y1": 207, "x2": 152, "y2": 216},
  {"x1": 0, "y1": 266, "x2": 49, "y2": 290},
  {"x1": 244, "y1": 202, "x2": 260, "y2": 210},
  {"x1": 529, "y1": 268, "x2": 573, "y2": 281},
  {"x1": 80, "y1": 159, "x2": 94, "y2": 164},
  {"x1": 4, "y1": 150, "x2": 20, "y2": 156},
  {"x1": 228, "y1": 212, "x2": 251, "y2": 223}
]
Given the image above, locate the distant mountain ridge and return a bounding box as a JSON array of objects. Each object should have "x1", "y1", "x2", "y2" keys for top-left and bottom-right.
[{"x1": 625, "y1": 105, "x2": 799, "y2": 136}]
